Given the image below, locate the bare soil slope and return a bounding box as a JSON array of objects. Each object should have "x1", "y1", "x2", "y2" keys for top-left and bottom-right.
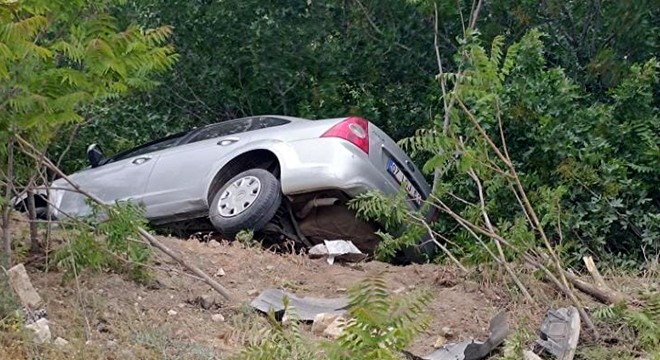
[{"x1": 5, "y1": 233, "x2": 534, "y2": 359}]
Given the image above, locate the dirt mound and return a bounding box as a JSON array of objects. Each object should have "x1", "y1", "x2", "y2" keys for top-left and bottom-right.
[{"x1": 9, "y1": 235, "x2": 523, "y2": 359}]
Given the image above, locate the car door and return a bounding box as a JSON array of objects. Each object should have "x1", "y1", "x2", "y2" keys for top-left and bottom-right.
[
  {"x1": 57, "y1": 154, "x2": 157, "y2": 218},
  {"x1": 141, "y1": 123, "x2": 255, "y2": 220},
  {"x1": 55, "y1": 133, "x2": 190, "y2": 219}
]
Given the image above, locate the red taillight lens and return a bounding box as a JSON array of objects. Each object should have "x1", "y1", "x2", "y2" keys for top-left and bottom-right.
[{"x1": 321, "y1": 117, "x2": 370, "y2": 154}]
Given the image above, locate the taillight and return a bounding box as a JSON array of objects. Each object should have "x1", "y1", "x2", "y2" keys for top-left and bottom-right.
[{"x1": 321, "y1": 117, "x2": 370, "y2": 154}]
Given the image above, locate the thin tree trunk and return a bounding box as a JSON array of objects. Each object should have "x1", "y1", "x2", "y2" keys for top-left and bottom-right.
[
  {"x1": 27, "y1": 190, "x2": 40, "y2": 253},
  {"x1": 2, "y1": 137, "x2": 14, "y2": 267}
]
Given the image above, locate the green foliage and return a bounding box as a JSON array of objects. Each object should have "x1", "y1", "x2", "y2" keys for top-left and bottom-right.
[
  {"x1": 324, "y1": 276, "x2": 432, "y2": 360},
  {"x1": 235, "y1": 229, "x2": 259, "y2": 248},
  {"x1": 593, "y1": 290, "x2": 660, "y2": 355},
  {"x1": 231, "y1": 299, "x2": 316, "y2": 360},
  {"x1": 53, "y1": 201, "x2": 152, "y2": 282},
  {"x1": 0, "y1": 0, "x2": 177, "y2": 141},
  {"x1": 0, "y1": 0, "x2": 178, "y2": 204},
  {"x1": 53, "y1": 0, "x2": 437, "y2": 172},
  {"x1": 392, "y1": 29, "x2": 659, "y2": 266},
  {"x1": 348, "y1": 190, "x2": 427, "y2": 261},
  {"x1": 231, "y1": 276, "x2": 431, "y2": 360},
  {"x1": 0, "y1": 273, "x2": 20, "y2": 321}
]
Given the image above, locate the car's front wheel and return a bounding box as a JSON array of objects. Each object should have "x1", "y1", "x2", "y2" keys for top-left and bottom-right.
[{"x1": 209, "y1": 168, "x2": 282, "y2": 237}]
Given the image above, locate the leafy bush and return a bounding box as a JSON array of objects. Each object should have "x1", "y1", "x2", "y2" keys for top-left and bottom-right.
[
  {"x1": 232, "y1": 276, "x2": 432, "y2": 360},
  {"x1": 53, "y1": 201, "x2": 152, "y2": 282},
  {"x1": 593, "y1": 290, "x2": 660, "y2": 356},
  {"x1": 354, "y1": 29, "x2": 658, "y2": 267}
]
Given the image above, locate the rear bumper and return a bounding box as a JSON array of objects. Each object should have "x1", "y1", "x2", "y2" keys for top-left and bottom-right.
[{"x1": 274, "y1": 138, "x2": 407, "y2": 202}]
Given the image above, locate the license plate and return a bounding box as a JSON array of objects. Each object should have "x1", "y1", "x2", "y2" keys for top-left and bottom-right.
[{"x1": 387, "y1": 159, "x2": 423, "y2": 206}]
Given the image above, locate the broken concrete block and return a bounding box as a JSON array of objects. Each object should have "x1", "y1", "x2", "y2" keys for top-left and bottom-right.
[
  {"x1": 7, "y1": 263, "x2": 42, "y2": 309},
  {"x1": 312, "y1": 312, "x2": 343, "y2": 335},
  {"x1": 25, "y1": 318, "x2": 51, "y2": 344},
  {"x1": 323, "y1": 316, "x2": 346, "y2": 339}
]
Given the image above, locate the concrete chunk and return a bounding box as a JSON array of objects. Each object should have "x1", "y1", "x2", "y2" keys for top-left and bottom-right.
[
  {"x1": 312, "y1": 312, "x2": 343, "y2": 335},
  {"x1": 7, "y1": 263, "x2": 42, "y2": 309},
  {"x1": 25, "y1": 318, "x2": 51, "y2": 344}
]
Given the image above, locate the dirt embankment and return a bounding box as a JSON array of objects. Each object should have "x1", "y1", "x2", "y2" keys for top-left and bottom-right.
[{"x1": 3, "y1": 229, "x2": 654, "y2": 359}]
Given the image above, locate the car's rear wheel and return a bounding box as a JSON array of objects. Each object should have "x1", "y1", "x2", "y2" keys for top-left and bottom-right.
[{"x1": 209, "y1": 168, "x2": 282, "y2": 237}]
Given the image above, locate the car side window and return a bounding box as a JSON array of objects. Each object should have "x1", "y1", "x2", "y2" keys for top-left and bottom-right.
[
  {"x1": 104, "y1": 133, "x2": 187, "y2": 164},
  {"x1": 186, "y1": 117, "x2": 290, "y2": 144}
]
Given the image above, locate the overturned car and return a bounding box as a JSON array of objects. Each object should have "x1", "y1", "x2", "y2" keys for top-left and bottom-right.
[{"x1": 15, "y1": 115, "x2": 434, "y2": 258}]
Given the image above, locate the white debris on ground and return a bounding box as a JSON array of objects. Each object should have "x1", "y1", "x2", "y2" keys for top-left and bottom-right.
[
  {"x1": 308, "y1": 240, "x2": 366, "y2": 264},
  {"x1": 25, "y1": 318, "x2": 51, "y2": 344}
]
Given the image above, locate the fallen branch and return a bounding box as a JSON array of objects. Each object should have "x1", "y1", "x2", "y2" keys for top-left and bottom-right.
[
  {"x1": 15, "y1": 135, "x2": 235, "y2": 302},
  {"x1": 564, "y1": 271, "x2": 625, "y2": 305},
  {"x1": 583, "y1": 256, "x2": 607, "y2": 290}
]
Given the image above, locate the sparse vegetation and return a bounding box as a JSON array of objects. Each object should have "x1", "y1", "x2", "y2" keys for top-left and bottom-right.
[
  {"x1": 53, "y1": 201, "x2": 152, "y2": 283},
  {"x1": 232, "y1": 275, "x2": 432, "y2": 360}
]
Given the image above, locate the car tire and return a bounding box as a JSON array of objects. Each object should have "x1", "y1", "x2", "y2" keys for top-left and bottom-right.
[{"x1": 209, "y1": 168, "x2": 282, "y2": 237}]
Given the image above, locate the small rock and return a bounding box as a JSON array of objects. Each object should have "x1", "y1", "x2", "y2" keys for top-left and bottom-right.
[
  {"x1": 200, "y1": 294, "x2": 216, "y2": 310},
  {"x1": 168, "y1": 309, "x2": 177, "y2": 316},
  {"x1": 441, "y1": 326, "x2": 454, "y2": 338},
  {"x1": 433, "y1": 335, "x2": 447, "y2": 348},
  {"x1": 178, "y1": 303, "x2": 186, "y2": 308},
  {"x1": 96, "y1": 319, "x2": 110, "y2": 333},
  {"x1": 212, "y1": 314, "x2": 225, "y2": 322},
  {"x1": 336, "y1": 288, "x2": 347, "y2": 293},
  {"x1": 266, "y1": 265, "x2": 274, "y2": 271},
  {"x1": 215, "y1": 268, "x2": 226, "y2": 277},
  {"x1": 312, "y1": 313, "x2": 343, "y2": 335},
  {"x1": 323, "y1": 316, "x2": 346, "y2": 339},
  {"x1": 25, "y1": 318, "x2": 51, "y2": 344},
  {"x1": 247, "y1": 289, "x2": 259, "y2": 296},
  {"x1": 106, "y1": 339, "x2": 118, "y2": 349},
  {"x1": 53, "y1": 337, "x2": 69, "y2": 347}
]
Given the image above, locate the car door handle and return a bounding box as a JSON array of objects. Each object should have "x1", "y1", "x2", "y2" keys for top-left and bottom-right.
[
  {"x1": 132, "y1": 156, "x2": 152, "y2": 165},
  {"x1": 217, "y1": 138, "x2": 239, "y2": 146}
]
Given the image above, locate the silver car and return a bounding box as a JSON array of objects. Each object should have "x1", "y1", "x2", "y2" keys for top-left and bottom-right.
[{"x1": 17, "y1": 115, "x2": 433, "y2": 255}]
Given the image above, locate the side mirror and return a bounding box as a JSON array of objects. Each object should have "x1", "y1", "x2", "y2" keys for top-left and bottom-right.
[{"x1": 86, "y1": 143, "x2": 105, "y2": 168}]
